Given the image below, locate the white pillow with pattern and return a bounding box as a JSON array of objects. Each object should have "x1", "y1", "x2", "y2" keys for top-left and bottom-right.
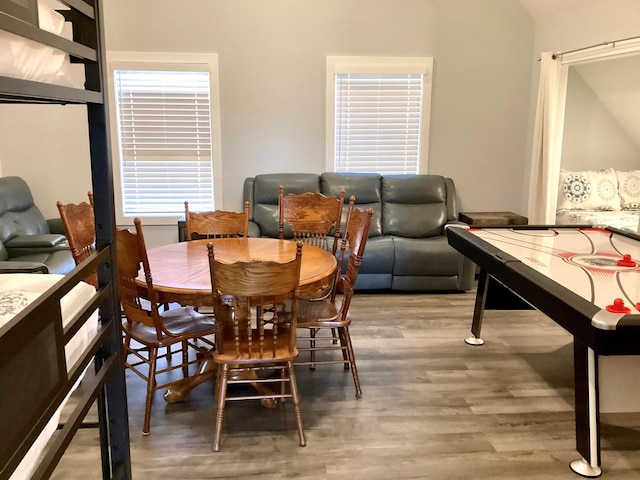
[
  {"x1": 557, "y1": 168, "x2": 621, "y2": 211},
  {"x1": 615, "y1": 170, "x2": 640, "y2": 210}
]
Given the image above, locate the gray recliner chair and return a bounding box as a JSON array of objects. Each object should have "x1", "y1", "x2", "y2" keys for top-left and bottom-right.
[{"x1": 0, "y1": 176, "x2": 75, "y2": 274}]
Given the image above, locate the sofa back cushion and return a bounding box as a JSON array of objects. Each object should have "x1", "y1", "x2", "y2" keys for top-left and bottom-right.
[
  {"x1": 382, "y1": 175, "x2": 450, "y2": 237},
  {"x1": 0, "y1": 176, "x2": 49, "y2": 243},
  {"x1": 250, "y1": 173, "x2": 320, "y2": 238},
  {"x1": 320, "y1": 172, "x2": 382, "y2": 237}
]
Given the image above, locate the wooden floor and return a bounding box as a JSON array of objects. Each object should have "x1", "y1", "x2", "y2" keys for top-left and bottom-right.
[{"x1": 51, "y1": 289, "x2": 640, "y2": 479}]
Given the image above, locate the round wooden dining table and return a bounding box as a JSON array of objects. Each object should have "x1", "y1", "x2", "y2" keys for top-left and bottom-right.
[
  {"x1": 140, "y1": 237, "x2": 338, "y2": 404},
  {"x1": 143, "y1": 237, "x2": 337, "y2": 305}
]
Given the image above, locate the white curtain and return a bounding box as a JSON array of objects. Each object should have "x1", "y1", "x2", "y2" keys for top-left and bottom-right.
[
  {"x1": 527, "y1": 52, "x2": 568, "y2": 224},
  {"x1": 528, "y1": 38, "x2": 640, "y2": 225}
]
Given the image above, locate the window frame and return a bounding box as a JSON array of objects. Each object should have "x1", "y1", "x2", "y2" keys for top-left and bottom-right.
[
  {"x1": 325, "y1": 56, "x2": 433, "y2": 175},
  {"x1": 106, "y1": 52, "x2": 223, "y2": 226}
]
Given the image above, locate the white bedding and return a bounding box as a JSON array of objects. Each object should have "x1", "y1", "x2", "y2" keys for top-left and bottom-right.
[
  {"x1": 0, "y1": 0, "x2": 78, "y2": 87},
  {"x1": 556, "y1": 208, "x2": 640, "y2": 233},
  {"x1": 0, "y1": 274, "x2": 98, "y2": 480}
]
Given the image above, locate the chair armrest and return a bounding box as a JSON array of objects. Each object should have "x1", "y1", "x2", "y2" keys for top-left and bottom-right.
[
  {"x1": 4, "y1": 234, "x2": 67, "y2": 249},
  {"x1": 0, "y1": 261, "x2": 49, "y2": 274},
  {"x1": 445, "y1": 220, "x2": 469, "y2": 228},
  {"x1": 47, "y1": 217, "x2": 66, "y2": 235}
]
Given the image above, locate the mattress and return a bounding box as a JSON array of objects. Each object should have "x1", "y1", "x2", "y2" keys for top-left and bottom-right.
[
  {"x1": 0, "y1": 274, "x2": 98, "y2": 480},
  {"x1": 0, "y1": 0, "x2": 79, "y2": 87},
  {"x1": 556, "y1": 209, "x2": 640, "y2": 233}
]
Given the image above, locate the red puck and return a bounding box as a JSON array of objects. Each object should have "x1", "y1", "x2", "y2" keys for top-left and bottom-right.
[
  {"x1": 606, "y1": 298, "x2": 631, "y2": 314},
  {"x1": 617, "y1": 254, "x2": 636, "y2": 267}
]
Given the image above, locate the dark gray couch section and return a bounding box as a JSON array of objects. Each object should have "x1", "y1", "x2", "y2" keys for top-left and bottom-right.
[
  {"x1": 0, "y1": 176, "x2": 74, "y2": 274},
  {"x1": 243, "y1": 172, "x2": 474, "y2": 292},
  {"x1": 244, "y1": 173, "x2": 320, "y2": 239}
]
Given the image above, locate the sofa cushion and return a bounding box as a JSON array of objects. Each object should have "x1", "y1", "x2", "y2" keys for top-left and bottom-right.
[
  {"x1": 348, "y1": 236, "x2": 394, "y2": 275},
  {"x1": 337, "y1": 236, "x2": 394, "y2": 289},
  {"x1": 321, "y1": 172, "x2": 382, "y2": 237},
  {"x1": 251, "y1": 173, "x2": 320, "y2": 238},
  {"x1": 382, "y1": 175, "x2": 448, "y2": 237},
  {"x1": 392, "y1": 236, "x2": 464, "y2": 276}
]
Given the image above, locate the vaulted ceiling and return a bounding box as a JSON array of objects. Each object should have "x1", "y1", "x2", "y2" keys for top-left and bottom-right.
[
  {"x1": 519, "y1": 0, "x2": 640, "y2": 150},
  {"x1": 573, "y1": 56, "x2": 640, "y2": 149},
  {"x1": 517, "y1": 0, "x2": 597, "y2": 22}
]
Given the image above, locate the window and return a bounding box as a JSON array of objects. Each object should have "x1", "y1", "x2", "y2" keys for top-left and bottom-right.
[
  {"x1": 108, "y1": 53, "x2": 222, "y2": 223},
  {"x1": 326, "y1": 56, "x2": 433, "y2": 175}
]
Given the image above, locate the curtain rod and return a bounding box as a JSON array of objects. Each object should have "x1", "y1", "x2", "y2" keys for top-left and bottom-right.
[{"x1": 551, "y1": 35, "x2": 640, "y2": 60}]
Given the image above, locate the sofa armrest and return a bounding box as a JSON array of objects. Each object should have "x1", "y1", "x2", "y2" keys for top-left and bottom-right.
[
  {"x1": 4, "y1": 234, "x2": 67, "y2": 249},
  {"x1": 445, "y1": 220, "x2": 468, "y2": 228},
  {"x1": 0, "y1": 260, "x2": 49, "y2": 274},
  {"x1": 47, "y1": 217, "x2": 66, "y2": 235},
  {"x1": 248, "y1": 221, "x2": 262, "y2": 238}
]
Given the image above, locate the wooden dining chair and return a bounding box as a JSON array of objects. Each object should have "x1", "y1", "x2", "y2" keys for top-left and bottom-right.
[
  {"x1": 207, "y1": 240, "x2": 306, "y2": 451},
  {"x1": 184, "y1": 201, "x2": 250, "y2": 240},
  {"x1": 117, "y1": 218, "x2": 216, "y2": 436},
  {"x1": 56, "y1": 196, "x2": 97, "y2": 287},
  {"x1": 278, "y1": 186, "x2": 346, "y2": 255},
  {"x1": 294, "y1": 205, "x2": 373, "y2": 398}
]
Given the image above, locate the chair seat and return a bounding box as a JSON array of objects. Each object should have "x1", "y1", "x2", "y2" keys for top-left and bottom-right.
[
  {"x1": 124, "y1": 307, "x2": 215, "y2": 347},
  {"x1": 297, "y1": 298, "x2": 351, "y2": 328},
  {"x1": 215, "y1": 330, "x2": 298, "y2": 364}
]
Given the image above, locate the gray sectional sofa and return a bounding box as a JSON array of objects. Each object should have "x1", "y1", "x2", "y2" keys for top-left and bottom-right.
[
  {"x1": 243, "y1": 172, "x2": 475, "y2": 292},
  {"x1": 0, "y1": 176, "x2": 75, "y2": 274}
]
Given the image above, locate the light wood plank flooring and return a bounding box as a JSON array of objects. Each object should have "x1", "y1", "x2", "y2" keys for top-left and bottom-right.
[{"x1": 51, "y1": 289, "x2": 640, "y2": 479}]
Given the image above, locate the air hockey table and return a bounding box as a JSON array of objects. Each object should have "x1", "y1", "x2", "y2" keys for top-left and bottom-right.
[{"x1": 446, "y1": 225, "x2": 640, "y2": 478}]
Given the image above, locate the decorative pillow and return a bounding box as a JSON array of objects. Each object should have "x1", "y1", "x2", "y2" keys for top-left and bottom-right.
[
  {"x1": 557, "y1": 168, "x2": 621, "y2": 211},
  {"x1": 616, "y1": 170, "x2": 640, "y2": 210}
]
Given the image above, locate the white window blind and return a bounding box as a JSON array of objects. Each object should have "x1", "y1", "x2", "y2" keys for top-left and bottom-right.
[
  {"x1": 334, "y1": 73, "x2": 424, "y2": 174},
  {"x1": 114, "y1": 70, "x2": 214, "y2": 216}
]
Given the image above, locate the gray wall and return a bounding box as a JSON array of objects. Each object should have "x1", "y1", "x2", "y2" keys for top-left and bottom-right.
[
  {"x1": 2, "y1": 0, "x2": 640, "y2": 247},
  {"x1": 102, "y1": 0, "x2": 534, "y2": 219},
  {"x1": 562, "y1": 68, "x2": 640, "y2": 171}
]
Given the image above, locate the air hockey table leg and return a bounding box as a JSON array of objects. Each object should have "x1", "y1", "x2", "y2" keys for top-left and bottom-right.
[
  {"x1": 570, "y1": 343, "x2": 602, "y2": 478},
  {"x1": 465, "y1": 268, "x2": 489, "y2": 346}
]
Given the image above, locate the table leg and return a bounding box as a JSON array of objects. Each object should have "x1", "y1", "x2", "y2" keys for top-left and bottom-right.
[
  {"x1": 163, "y1": 352, "x2": 278, "y2": 408},
  {"x1": 163, "y1": 350, "x2": 216, "y2": 403},
  {"x1": 466, "y1": 269, "x2": 489, "y2": 346},
  {"x1": 570, "y1": 340, "x2": 602, "y2": 478}
]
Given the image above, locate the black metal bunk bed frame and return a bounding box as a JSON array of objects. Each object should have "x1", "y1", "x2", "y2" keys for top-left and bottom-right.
[{"x1": 0, "y1": 1, "x2": 131, "y2": 479}]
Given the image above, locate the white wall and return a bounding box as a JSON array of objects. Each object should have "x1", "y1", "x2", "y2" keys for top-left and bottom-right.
[
  {"x1": 0, "y1": 104, "x2": 93, "y2": 217},
  {"x1": 1, "y1": 0, "x2": 535, "y2": 247},
  {"x1": 561, "y1": 68, "x2": 640, "y2": 171}
]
